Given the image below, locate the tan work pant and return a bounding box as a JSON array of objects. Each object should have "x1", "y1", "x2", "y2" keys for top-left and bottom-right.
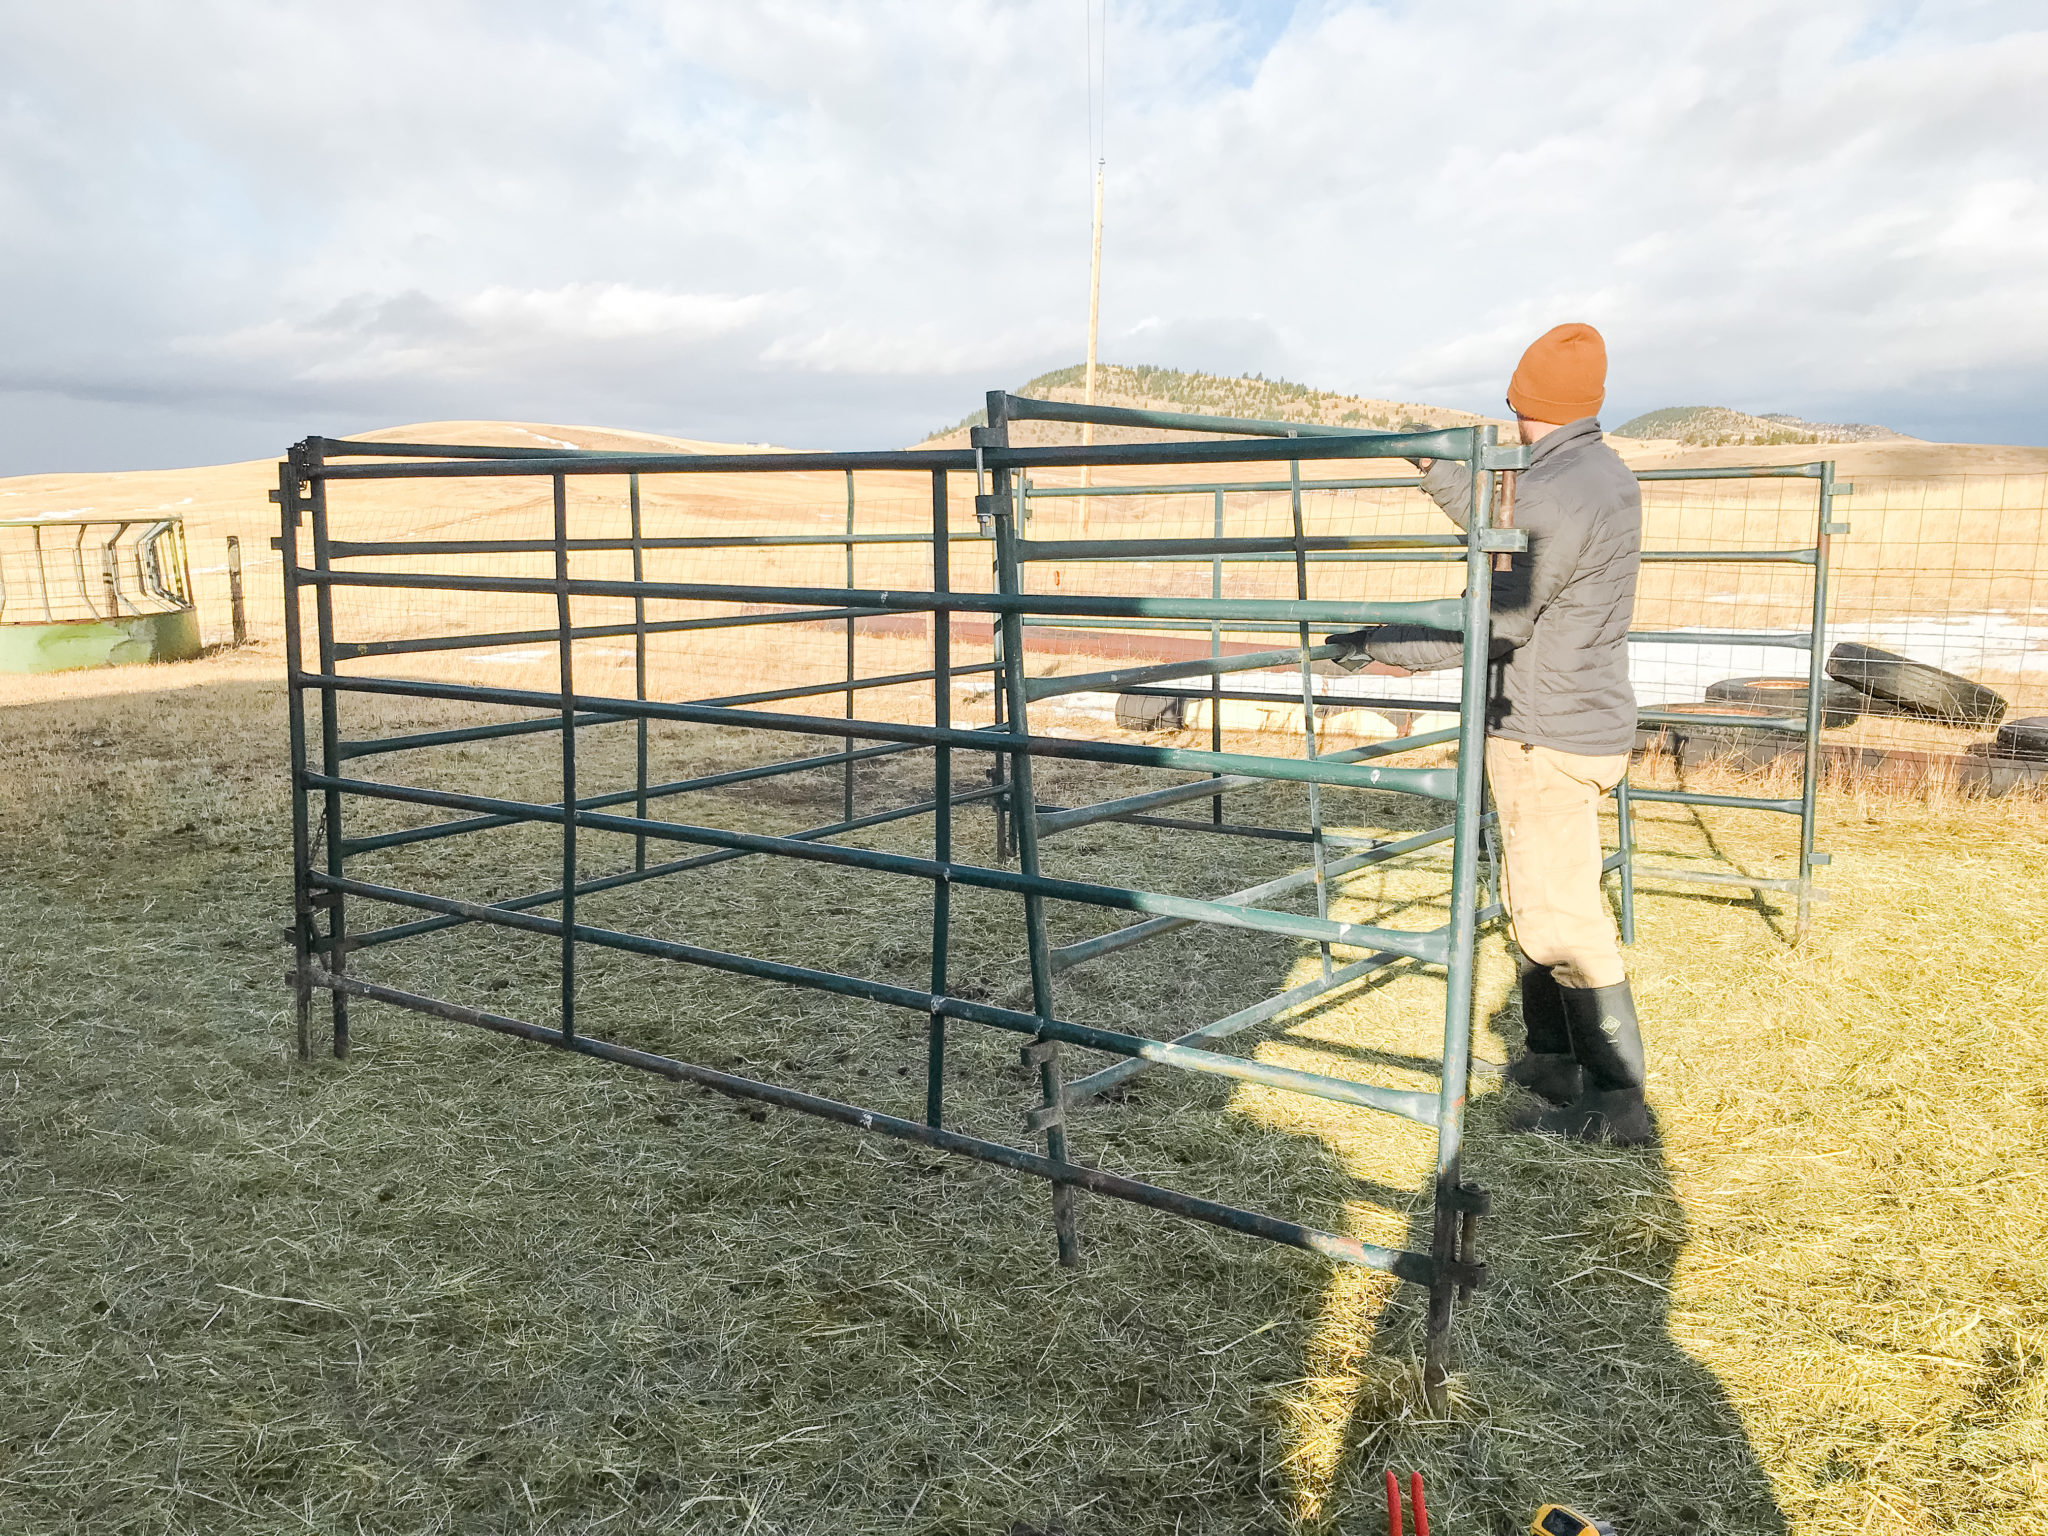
[{"x1": 1485, "y1": 737, "x2": 1629, "y2": 990}]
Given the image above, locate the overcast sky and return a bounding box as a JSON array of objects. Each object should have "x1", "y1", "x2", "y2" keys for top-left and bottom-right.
[{"x1": 1, "y1": 1, "x2": 2042, "y2": 474}]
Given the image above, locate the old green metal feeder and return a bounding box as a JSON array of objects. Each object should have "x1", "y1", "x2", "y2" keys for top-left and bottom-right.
[{"x1": 0, "y1": 515, "x2": 202, "y2": 673}]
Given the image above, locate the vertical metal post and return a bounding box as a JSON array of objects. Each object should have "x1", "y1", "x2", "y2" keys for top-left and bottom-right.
[
  {"x1": 277, "y1": 455, "x2": 313, "y2": 1062},
  {"x1": 1289, "y1": 448, "x2": 1332, "y2": 979},
  {"x1": 1211, "y1": 488, "x2": 1224, "y2": 821},
  {"x1": 226, "y1": 535, "x2": 248, "y2": 647},
  {"x1": 30, "y1": 524, "x2": 53, "y2": 621},
  {"x1": 926, "y1": 469, "x2": 953, "y2": 1128},
  {"x1": 630, "y1": 473, "x2": 648, "y2": 872},
  {"x1": 1614, "y1": 776, "x2": 1637, "y2": 945},
  {"x1": 986, "y1": 434, "x2": 1011, "y2": 863},
  {"x1": 985, "y1": 393, "x2": 1080, "y2": 1267},
  {"x1": 554, "y1": 473, "x2": 578, "y2": 1043},
  {"x1": 71, "y1": 527, "x2": 94, "y2": 619},
  {"x1": 844, "y1": 468, "x2": 857, "y2": 826},
  {"x1": 307, "y1": 443, "x2": 349, "y2": 1058},
  {"x1": 1796, "y1": 463, "x2": 1836, "y2": 942},
  {"x1": 1423, "y1": 426, "x2": 1498, "y2": 1406}
]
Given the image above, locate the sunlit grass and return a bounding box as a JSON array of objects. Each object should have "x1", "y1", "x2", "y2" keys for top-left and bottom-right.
[{"x1": 2, "y1": 653, "x2": 2044, "y2": 1533}]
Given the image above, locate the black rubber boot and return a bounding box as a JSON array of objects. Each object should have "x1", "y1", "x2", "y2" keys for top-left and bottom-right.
[
  {"x1": 1507, "y1": 961, "x2": 1581, "y2": 1107},
  {"x1": 1516, "y1": 980, "x2": 1653, "y2": 1146}
]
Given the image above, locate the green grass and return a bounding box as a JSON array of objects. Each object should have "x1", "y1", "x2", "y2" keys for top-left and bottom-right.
[{"x1": 2, "y1": 651, "x2": 2045, "y2": 1534}]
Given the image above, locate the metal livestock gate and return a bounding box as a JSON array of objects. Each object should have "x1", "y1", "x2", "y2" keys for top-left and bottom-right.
[
  {"x1": 998, "y1": 414, "x2": 1843, "y2": 941},
  {"x1": 279, "y1": 396, "x2": 1534, "y2": 1400}
]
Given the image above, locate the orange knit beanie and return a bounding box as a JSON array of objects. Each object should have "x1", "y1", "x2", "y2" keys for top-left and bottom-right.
[{"x1": 1507, "y1": 322, "x2": 1606, "y2": 423}]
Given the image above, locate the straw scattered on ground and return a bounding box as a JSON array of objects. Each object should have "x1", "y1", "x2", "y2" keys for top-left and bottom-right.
[{"x1": 3, "y1": 648, "x2": 2046, "y2": 1534}]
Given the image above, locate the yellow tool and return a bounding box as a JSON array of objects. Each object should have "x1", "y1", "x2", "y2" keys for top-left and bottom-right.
[{"x1": 1530, "y1": 1506, "x2": 1612, "y2": 1536}]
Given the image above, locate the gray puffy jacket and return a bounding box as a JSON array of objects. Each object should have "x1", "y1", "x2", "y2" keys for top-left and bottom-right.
[{"x1": 1336, "y1": 417, "x2": 1641, "y2": 756}]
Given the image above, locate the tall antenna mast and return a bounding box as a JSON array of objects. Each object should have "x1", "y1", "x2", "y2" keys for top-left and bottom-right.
[{"x1": 1081, "y1": 2, "x2": 1106, "y2": 490}]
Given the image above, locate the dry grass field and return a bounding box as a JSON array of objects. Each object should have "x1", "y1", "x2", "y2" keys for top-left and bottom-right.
[
  {"x1": 5, "y1": 411, "x2": 2045, "y2": 754},
  {"x1": 5, "y1": 409, "x2": 2048, "y2": 1532},
  {"x1": 3, "y1": 644, "x2": 2047, "y2": 1534}
]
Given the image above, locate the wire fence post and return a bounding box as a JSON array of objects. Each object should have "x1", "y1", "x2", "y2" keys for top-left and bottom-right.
[
  {"x1": 927, "y1": 467, "x2": 953, "y2": 1129},
  {"x1": 226, "y1": 535, "x2": 247, "y2": 647}
]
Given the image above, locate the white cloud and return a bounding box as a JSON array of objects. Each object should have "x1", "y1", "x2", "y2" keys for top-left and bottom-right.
[{"x1": 0, "y1": 0, "x2": 2043, "y2": 472}]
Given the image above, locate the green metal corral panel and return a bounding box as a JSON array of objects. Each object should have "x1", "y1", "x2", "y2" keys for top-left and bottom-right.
[{"x1": 0, "y1": 609, "x2": 202, "y2": 674}]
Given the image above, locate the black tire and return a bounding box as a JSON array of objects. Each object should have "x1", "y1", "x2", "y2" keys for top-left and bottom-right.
[
  {"x1": 1639, "y1": 701, "x2": 1799, "y2": 768},
  {"x1": 1115, "y1": 693, "x2": 1183, "y2": 731},
  {"x1": 1825, "y1": 642, "x2": 2007, "y2": 726},
  {"x1": 1703, "y1": 675, "x2": 1865, "y2": 729},
  {"x1": 1992, "y1": 716, "x2": 2048, "y2": 762}
]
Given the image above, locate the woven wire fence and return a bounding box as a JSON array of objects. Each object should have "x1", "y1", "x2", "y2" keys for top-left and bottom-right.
[{"x1": 237, "y1": 464, "x2": 2048, "y2": 779}]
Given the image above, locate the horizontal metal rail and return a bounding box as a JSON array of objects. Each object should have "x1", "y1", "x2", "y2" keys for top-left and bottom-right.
[
  {"x1": 1022, "y1": 617, "x2": 1373, "y2": 635},
  {"x1": 1065, "y1": 889, "x2": 1512, "y2": 1102},
  {"x1": 1017, "y1": 534, "x2": 1467, "y2": 562},
  {"x1": 308, "y1": 873, "x2": 1445, "y2": 1126},
  {"x1": 1117, "y1": 683, "x2": 1463, "y2": 715},
  {"x1": 1636, "y1": 710, "x2": 1807, "y2": 734},
  {"x1": 329, "y1": 532, "x2": 947, "y2": 558},
  {"x1": 337, "y1": 781, "x2": 1010, "y2": 945},
  {"x1": 300, "y1": 670, "x2": 1464, "y2": 798},
  {"x1": 1629, "y1": 864, "x2": 1806, "y2": 893},
  {"x1": 339, "y1": 739, "x2": 928, "y2": 855},
  {"x1": 1634, "y1": 464, "x2": 1828, "y2": 480},
  {"x1": 1000, "y1": 394, "x2": 1420, "y2": 442},
  {"x1": 1024, "y1": 644, "x2": 1344, "y2": 704},
  {"x1": 296, "y1": 566, "x2": 1466, "y2": 630},
  {"x1": 1060, "y1": 549, "x2": 1473, "y2": 566},
  {"x1": 1065, "y1": 951, "x2": 1409, "y2": 1103},
  {"x1": 308, "y1": 429, "x2": 1487, "y2": 482},
  {"x1": 308, "y1": 969, "x2": 1433, "y2": 1283},
  {"x1": 1640, "y1": 548, "x2": 1817, "y2": 564},
  {"x1": 337, "y1": 662, "x2": 1000, "y2": 761},
  {"x1": 704, "y1": 661, "x2": 997, "y2": 710},
  {"x1": 335, "y1": 604, "x2": 897, "y2": 662},
  {"x1": 1624, "y1": 788, "x2": 1803, "y2": 814},
  {"x1": 339, "y1": 709, "x2": 629, "y2": 762},
  {"x1": 1036, "y1": 725, "x2": 1464, "y2": 838},
  {"x1": 308, "y1": 770, "x2": 1453, "y2": 965},
  {"x1": 1628, "y1": 629, "x2": 1812, "y2": 648},
  {"x1": 1050, "y1": 816, "x2": 1477, "y2": 971},
  {"x1": 1023, "y1": 476, "x2": 1423, "y2": 496}
]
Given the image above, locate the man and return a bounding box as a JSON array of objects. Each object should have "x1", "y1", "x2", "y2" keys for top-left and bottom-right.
[{"x1": 1332, "y1": 322, "x2": 1649, "y2": 1145}]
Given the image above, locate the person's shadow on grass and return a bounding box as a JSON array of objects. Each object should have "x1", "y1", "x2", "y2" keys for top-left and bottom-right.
[{"x1": 1278, "y1": 986, "x2": 1791, "y2": 1536}]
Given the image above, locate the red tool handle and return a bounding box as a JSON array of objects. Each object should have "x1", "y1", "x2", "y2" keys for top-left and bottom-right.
[
  {"x1": 1385, "y1": 1470, "x2": 1404, "y2": 1536},
  {"x1": 1410, "y1": 1472, "x2": 1430, "y2": 1536}
]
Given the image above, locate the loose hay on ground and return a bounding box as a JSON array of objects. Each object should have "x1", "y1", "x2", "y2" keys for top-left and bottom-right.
[{"x1": 2, "y1": 650, "x2": 2045, "y2": 1534}]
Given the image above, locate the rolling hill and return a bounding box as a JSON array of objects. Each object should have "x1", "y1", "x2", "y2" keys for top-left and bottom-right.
[
  {"x1": 1611, "y1": 405, "x2": 1909, "y2": 447},
  {"x1": 918, "y1": 363, "x2": 1507, "y2": 448}
]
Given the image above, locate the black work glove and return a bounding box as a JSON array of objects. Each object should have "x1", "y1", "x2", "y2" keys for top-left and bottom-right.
[{"x1": 1325, "y1": 626, "x2": 1384, "y2": 672}]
